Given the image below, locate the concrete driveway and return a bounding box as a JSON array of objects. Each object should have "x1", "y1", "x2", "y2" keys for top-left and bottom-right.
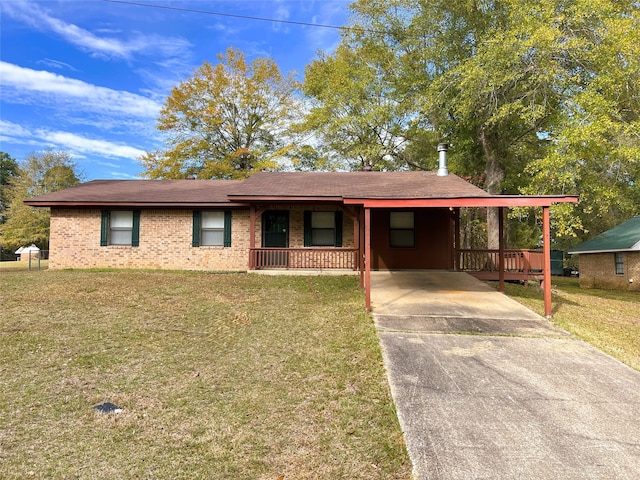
[{"x1": 371, "y1": 271, "x2": 640, "y2": 480}]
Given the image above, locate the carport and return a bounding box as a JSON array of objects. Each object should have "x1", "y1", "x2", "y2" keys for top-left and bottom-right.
[{"x1": 345, "y1": 194, "x2": 578, "y2": 317}]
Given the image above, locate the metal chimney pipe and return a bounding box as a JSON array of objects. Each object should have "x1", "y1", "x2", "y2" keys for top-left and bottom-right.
[{"x1": 437, "y1": 143, "x2": 449, "y2": 176}]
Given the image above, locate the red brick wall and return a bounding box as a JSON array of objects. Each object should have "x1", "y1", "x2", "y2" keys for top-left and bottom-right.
[
  {"x1": 48, "y1": 206, "x2": 356, "y2": 271},
  {"x1": 49, "y1": 208, "x2": 250, "y2": 271},
  {"x1": 578, "y1": 252, "x2": 640, "y2": 291}
]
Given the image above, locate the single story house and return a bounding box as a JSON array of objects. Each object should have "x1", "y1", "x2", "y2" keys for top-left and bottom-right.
[
  {"x1": 15, "y1": 244, "x2": 41, "y2": 261},
  {"x1": 569, "y1": 216, "x2": 640, "y2": 291},
  {"x1": 25, "y1": 166, "x2": 577, "y2": 315}
]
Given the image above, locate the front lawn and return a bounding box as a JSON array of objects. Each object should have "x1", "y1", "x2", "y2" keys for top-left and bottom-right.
[
  {"x1": 499, "y1": 277, "x2": 640, "y2": 371},
  {"x1": 0, "y1": 270, "x2": 410, "y2": 479}
]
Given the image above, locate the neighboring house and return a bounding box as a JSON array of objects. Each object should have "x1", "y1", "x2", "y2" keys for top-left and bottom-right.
[
  {"x1": 569, "y1": 216, "x2": 640, "y2": 291},
  {"x1": 15, "y1": 244, "x2": 40, "y2": 261},
  {"x1": 25, "y1": 169, "x2": 577, "y2": 314}
]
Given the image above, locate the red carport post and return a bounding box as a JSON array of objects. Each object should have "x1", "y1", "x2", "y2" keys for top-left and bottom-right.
[
  {"x1": 543, "y1": 206, "x2": 552, "y2": 317},
  {"x1": 364, "y1": 207, "x2": 371, "y2": 311},
  {"x1": 498, "y1": 207, "x2": 505, "y2": 292}
]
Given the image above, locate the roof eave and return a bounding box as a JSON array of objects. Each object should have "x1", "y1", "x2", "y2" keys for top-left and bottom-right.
[
  {"x1": 568, "y1": 247, "x2": 640, "y2": 254},
  {"x1": 24, "y1": 201, "x2": 249, "y2": 208},
  {"x1": 343, "y1": 195, "x2": 579, "y2": 208},
  {"x1": 226, "y1": 195, "x2": 344, "y2": 202}
]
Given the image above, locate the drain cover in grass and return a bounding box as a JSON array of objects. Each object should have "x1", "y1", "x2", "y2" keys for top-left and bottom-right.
[{"x1": 93, "y1": 402, "x2": 123, "y2": 413}]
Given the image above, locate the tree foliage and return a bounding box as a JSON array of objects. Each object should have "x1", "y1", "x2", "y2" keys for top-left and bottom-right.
[
  {"x1": 141, "y1": 48, "x2": 302, "y2": 179},
  {"x1": 299, "y1": 43, "x2": 430, "y2": 171},
  {"x1": 0, "y1": 151, "x2": 19, "y2": 224},
  {"x1": 0, "y1": 150, "x2": 80, "y2": 251},
  {"x1": 303, "y1": 0, "x2": 640, "y2": 246}
]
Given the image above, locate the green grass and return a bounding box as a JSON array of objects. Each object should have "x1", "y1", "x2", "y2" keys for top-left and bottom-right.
[
  {"x1": 0, "y1": 259, "x2": 48, "y2": 271},
  {"x1": 496, "y1": 277, "x2": 640, "y2": 370},
  {"x1": 0, "y1": 270, "x2": 410, "y2": 479}
]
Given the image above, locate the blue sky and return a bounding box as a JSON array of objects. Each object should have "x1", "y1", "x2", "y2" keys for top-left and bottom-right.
[{"x1": 0, "y1": 0, "x2": 349, "y2": 180}]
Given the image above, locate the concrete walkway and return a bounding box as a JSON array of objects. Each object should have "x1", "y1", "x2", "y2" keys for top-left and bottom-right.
[{"x1": 371, "y1": 271, "x2": 640, "y2": 480}]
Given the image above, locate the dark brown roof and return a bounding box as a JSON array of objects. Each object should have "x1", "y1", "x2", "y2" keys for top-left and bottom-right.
[
  {"x1": 24, "y1": 180, "x2": 244, "y2": 207},
  {"x1": 25, "y1": 173, "x2": 578, "y2": 209},
  {"x1": 228, "y1": 171, "x2": 490, "y2": 200}
]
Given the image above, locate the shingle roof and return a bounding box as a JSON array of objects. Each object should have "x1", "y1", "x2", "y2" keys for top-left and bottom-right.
[
  {"x1": 24, "y1": 180, "x2": 243, "y2": 207},
  {"x1": 568, "y1": 217, "x2": 640, "y2": 254},
  {"x1": 24, "y1": 172, "x2": 577, "y2": 209},
  {"x1": 228, "y1": 171, "x2": 490, "y2": 199}
]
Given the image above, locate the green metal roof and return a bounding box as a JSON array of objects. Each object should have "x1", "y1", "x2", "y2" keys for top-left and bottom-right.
[{"x1": 569, "y1": 216, "x2": 640, "y2": 254}]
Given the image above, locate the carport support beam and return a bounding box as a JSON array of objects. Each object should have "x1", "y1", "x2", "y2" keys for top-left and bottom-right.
[
  {"x1": 499, "y1": 207, "x2": 505, "y2": 292},
  {"x1": 365, "y1": 207, "x2": 371, "y2": 311},
  {"x1": 543, "y1": 206, "x2": 552, "y2": 318}
]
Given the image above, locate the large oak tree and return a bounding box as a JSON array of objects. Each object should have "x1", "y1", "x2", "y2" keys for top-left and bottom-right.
[{"x1": 141, "y1": 48, "x2": 302, "y2": 180}]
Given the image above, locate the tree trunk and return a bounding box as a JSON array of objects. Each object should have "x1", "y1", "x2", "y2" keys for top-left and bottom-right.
[{"x1": 481, "y1": 126, "x2": 505, "y2": 250}]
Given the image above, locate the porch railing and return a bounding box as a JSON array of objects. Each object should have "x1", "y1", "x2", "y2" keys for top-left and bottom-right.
[
  {"x1": 250, "y1": 248, "x2": 359, "y2": 270},
  {"x1": 457, "y1": 249, "x2": 544, "y2": 279}
]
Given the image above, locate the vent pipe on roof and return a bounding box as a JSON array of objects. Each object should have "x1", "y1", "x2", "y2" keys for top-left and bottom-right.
[{"x1": 437, "y1": 143, "x2": 449, "y2": 176}]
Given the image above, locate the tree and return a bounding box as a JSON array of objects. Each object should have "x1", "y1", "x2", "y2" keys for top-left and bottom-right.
[
  {"x1": 141, "y1": 47, "x2": 302, "y2": 179},
  {"x1": 522, "y1": 0, "x2": 640, "y2": 241},
  {"x1": 313, "y1": 0, "x2": 640, "y2": 247},
  {"x1": 299, "y1": 43, "x2": 428, "y2": 171},
  {"x1": 0, "y1": 150, "x2": 80, "y2": 251},
  {"x1": 0, "y1": 151, "x2": 19, "y2": 224}
]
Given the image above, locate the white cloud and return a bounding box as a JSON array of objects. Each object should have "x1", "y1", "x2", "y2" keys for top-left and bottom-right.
[
  {"x1": 2, "y1": 0, "x2": 192, "y2": 61},
  {"x1": 41, "y1": 131, "x2": 146, "y2": 159},
  {"x1": 272, "y1": 1, "x2": 291, "y2": 33},
  {"x1": 0, "y1": 62, "x2": 162, "y2": 118},
  {"x1": 36, "y1": 58, "x2": 78, "y2": 71},
  {"x1": 305, "y1": 2, "x2": 348, "y2": 54},
  {"x1": 0, "y1": 120, "x2": 146, "y2": 161}
]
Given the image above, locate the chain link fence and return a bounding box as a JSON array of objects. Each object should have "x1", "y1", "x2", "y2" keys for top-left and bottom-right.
[{"x1": 0, "y1": 249, "x2": 50, "y2": 271}]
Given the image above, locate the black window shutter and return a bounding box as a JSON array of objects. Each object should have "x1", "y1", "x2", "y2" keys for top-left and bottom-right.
[
  {"x1": 100, "y1": 210, "x2": 109, "y2": 246},
  {"x1": 303, "y1": 211, "x2": 312, "y2": 247},
  {"x1": 335, "y1": 210, "x2": 343, "y2": 247},
  {"x1": 192, "y1": 211, "x2": 201, "y2": 247},
  {"x1": 132, "y1": 211, "x2": 141, "y2": 247},
  {"x1": 223, "y1": 211, "x2": 232, "y2": 247}
]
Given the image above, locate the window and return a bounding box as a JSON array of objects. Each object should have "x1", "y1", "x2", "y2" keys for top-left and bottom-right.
[
  {"x1": 192, "y1": 211, "x2": 232, "y2": 247},
  {"x1": 390, "y1": 211, "x2": 415, "y2": 248},
  {"x1": 614, "y1": 252, "x2": 624, "y2": 275},
  {"x1": 304, "y1": 211, "x2": 343, "y2": 247},
  {"x1": 100, "y1": 210, "x2": 140, "y2": 246}
]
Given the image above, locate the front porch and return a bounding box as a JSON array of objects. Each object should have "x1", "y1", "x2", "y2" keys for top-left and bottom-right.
[
  {"x1": 249, "y1": 247, "x2": 359, "y2": 270},
  {"x1": 249, "y1": 246, "x2": 545, "y2": 283}
]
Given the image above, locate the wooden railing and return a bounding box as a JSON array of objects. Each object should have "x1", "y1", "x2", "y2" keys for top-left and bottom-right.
[
  {"x1": 250, "y1": 248, "x2": 359, "y2": 270},
  {"x1": 458, "y1": 249, "x2": 544, "y2": 280}
]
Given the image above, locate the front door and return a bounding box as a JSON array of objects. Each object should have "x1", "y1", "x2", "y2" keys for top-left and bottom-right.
[{"x1": 262, "y1": 210, "x2": 289, "y2": 267}]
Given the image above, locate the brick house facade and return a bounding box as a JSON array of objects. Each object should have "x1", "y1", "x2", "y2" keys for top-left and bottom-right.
[
  {"x1": 576, "y1": 252, "x2": 640, "y2": 291},
  {"x1": 569, "y1": 216, "x2": 640, "y2": 292},
  {"x1": 48, "y1": 204, "x2": 355, "y2": 271},
  {"x1": 26, "y1": 171, "x2": 577, "y2": 314}
]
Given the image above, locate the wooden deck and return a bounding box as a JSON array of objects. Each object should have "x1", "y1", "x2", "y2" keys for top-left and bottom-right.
[{"x1": 458, "y1": 249, "x2": 544, "y2": 282}]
